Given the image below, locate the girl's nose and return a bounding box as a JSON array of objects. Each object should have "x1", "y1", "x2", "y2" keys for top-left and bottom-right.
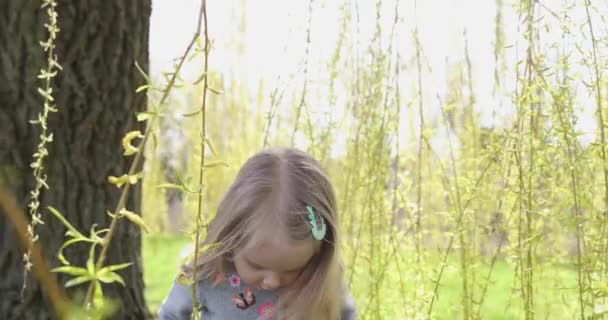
[{"x1": 261, "y1": 273, "x2": 280, "y2": 290}]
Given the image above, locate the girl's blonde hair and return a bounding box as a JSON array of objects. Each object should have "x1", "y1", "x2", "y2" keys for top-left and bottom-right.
[{"x1": 183, "y1": 147, "x2": 343, "y2": 320}]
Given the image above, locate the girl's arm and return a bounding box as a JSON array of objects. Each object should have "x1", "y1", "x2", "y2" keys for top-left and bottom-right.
[{"x1": 158, "y1": 280, "x2": 197, "y2": 320}]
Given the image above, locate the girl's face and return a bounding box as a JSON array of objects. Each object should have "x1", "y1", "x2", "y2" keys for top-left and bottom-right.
[{"x1": 233, "y1": 235, "x2": 317, "y2": 291}]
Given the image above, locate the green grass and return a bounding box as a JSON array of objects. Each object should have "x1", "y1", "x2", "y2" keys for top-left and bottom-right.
[
  {"x1": 143, "y1": 233, "x2": 191, "y2": 313},
  {"x1": 431, "y1": 259, "x2": 578, "y2": 319},
  {"x1": 143, "y1": 234, "x2": 579, "y2": 319}
]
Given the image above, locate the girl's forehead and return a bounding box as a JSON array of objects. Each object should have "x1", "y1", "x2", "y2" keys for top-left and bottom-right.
[{"x1": 242, "y1": 237, "x2": 316, "y2": 271}]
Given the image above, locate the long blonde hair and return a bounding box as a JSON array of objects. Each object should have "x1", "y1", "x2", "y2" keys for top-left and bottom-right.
[{"x1": 183, "y1": 147, "x2": 343, "y2": 320}]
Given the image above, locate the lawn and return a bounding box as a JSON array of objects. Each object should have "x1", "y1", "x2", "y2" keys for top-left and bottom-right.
[
  {"x1": 143, "y1": 234, "x2": 580, "y2": 319},
  {"x1": 143, "y1": 234, "x2": 191, "y2": 313}
]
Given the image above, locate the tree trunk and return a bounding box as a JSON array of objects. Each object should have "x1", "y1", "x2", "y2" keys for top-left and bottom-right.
[{"x1": 0, "y1": 1, "x2": 152, "y2": 319}]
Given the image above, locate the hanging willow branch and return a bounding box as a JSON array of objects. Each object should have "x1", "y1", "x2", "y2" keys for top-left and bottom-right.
[
  {"x1": 290, "y1": 0, "x2": 314, "y2": 146},
  {"x1": 190, "y1": 0, "x2": 213, "y2": 317},
  {"x1": 23, "y1": 0, "x2": 62, "y2": 296}
]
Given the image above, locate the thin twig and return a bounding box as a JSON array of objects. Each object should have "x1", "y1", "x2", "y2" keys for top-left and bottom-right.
[
  {"x1": 583, "y1": 0, "x2": 608, "y2": 279},
  {"x1": 191, "y1": 0, "x2": 211, "y2": 314},
  {"x1": 290, "y1": 0, "x2": 314, "y2": 146}
]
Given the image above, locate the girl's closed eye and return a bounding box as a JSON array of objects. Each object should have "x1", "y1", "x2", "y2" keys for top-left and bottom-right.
[
  {"x1": 251, "y1": 264, "x2": 299, "y2": 283},
  {"x1": 246, "y1": 258, "x2": 264, "y2": 270},
  {"x1": 284, "y1": 268, "x2": 302, "y2": 277}
]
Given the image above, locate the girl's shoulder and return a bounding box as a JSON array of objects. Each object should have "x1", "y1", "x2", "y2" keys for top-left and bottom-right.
[
  {"x1": 158, "y1": 271, "x2": 236, "y2": 320},
  {"x1": 175, "y1": 270, "x2": 228, "y2": 290}
]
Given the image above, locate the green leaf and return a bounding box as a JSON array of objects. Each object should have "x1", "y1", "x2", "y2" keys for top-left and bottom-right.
[
  {"x1": 65, "y1": 230, "x2": 79, "y2": 238},
  {"x1": 122, "y1": 131, "x2": 143, "y2": 156},
  {"x1": 175, "y1": 172, "x2": 199, "y2": 194},
  {"x1": 51, "y1": 59, "x2": 63, "y2": 71},
  {"x1": 97, "y1": 270, "x2": 125, "y2": 286},
  {"x1": 86, "y1": 244, "x2": 96, "y2": 275},
  {"x1": 203, "y1": 137, "x2": 217, "y2": 156},
  {"x1": 135, "y1": 84, "x2": 150, "y2": 93},
  {"x1": 134, "y1": 61, "x2": 151, "y2": 82},
  {"x1": 207, "y1": 86, "x2": 223, "y2": 95},
  {"x1": 107, "y1": 174, "x2": 140, "y2": 188},
  {"x1": 51, "y1": 266, "x2": 89, "y2": 276},
  {"x1": 92, "y1": 280, "x2": 104, "y2": 309},
  {"x1": 48, "y1": 206, "x2": 85, "y2": 238},
  {"x1": 57, "y1": 237, "x2": 91, "y2": 265},
  {"x1": 182, "y1": 108, "x2": 203, "y2": 117},
  {"x1": 136, "y1": 112, "x2": 157, "y2": 122},
  {"x1": 193, "y1": 72, "x2": 207, "y2": 85},
  {"x1": 194, "y1": 35, "x2": 203, "y2": 49},
  {"x1": 119, "y1": 208, "x2": 150, "y2": 233},
  {"x1": 103, "y1": 262, "x2": 133, "y2": 272},
  {"x1": 187, "y1": 49, "x2": 202, "y2": 62},
  {"x1": 88, "y1": 224, "x2": 108, "y2": 242},
  {"x1": 136, "y1": 112, "x2": 150, "y2": 121},
  {"x1": 93, "y1": 228, "x2": 110, "y2": 239},
  {"x1": 203, "y1": 160, "x2": 229, "y2": 168},
  {"x1": 65, "y1": 275, "x2": 94, "y2": 288},
  {"x1": 37, "y1": 87, "x2": 54, "y2": 101}
]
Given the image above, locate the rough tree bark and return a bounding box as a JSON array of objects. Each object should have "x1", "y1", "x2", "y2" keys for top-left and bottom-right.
[{"x1": 0, "y1": 1, "x2": 152, "y2": 319}]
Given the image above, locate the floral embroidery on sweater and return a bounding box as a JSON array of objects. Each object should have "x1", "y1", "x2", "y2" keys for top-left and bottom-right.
[{"x1": 258, "y1": 301, "x2": 275, "y2": 319}]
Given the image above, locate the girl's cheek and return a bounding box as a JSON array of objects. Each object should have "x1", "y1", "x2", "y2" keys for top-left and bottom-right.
[
  {"x1": 248, "y1": 269, "x2": 264, "y2": 285},
  {"x1": 281, "y1": 273, "x2": 298, "y2": 287}
]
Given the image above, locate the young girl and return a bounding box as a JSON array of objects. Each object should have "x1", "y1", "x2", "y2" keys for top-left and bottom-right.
[{"x1": 158, "y1": 147, "x2": 356, "y2": 320}]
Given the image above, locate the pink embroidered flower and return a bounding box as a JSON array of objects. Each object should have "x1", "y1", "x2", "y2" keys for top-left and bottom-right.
[
  {"x1": 258, "y1": 301, "x2": 274, "y2": 319},
  {"x1": 212, "y1": 273, "x2": 226, "y2": 285},
  {"x1": 229, "y1": 274, "x2": 241, "y2": 287}
]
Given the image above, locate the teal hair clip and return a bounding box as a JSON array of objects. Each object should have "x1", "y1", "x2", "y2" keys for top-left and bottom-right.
[{"x1": 306, "y1": 205, "x2": 326, "y2": 241}]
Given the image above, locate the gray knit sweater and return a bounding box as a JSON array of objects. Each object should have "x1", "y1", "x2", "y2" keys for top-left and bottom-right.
[{"x1": 158, "y1": 273, "x2": 356, "y2": 320}]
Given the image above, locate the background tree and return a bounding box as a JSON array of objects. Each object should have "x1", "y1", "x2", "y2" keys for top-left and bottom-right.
[
  {"x1": 0, "y1": 1, "x2": 151, "y2": 318},
  {"x1": 157, "y1": 97, "x2": 189, "y2": 234}
]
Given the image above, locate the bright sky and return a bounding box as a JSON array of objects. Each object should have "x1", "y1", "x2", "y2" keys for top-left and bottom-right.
[{"x1": 150, "y1": 0, "x2": 603, "y2": 153}]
